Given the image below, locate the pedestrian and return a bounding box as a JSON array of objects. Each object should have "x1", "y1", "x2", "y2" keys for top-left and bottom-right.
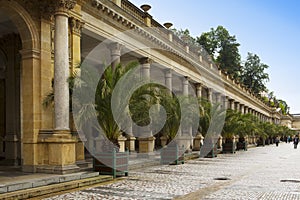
[
  {"x1": 293, "y1": 135, "x2": 299, "y2": 149},
  {"x1": 287, "y1": 135, "x2": 291, "y2": 143},
  {"x1": 275, "y1": 136, "x2": 280, "y2": 147}
]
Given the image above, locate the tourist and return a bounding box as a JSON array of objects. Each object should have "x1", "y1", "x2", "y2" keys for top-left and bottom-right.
[
  {"x1": 293, "y1": 135, "x2": 299, "y2": 149},
  {"x1": 275, "y1": 136, "x2": 280, "y2": 147}
]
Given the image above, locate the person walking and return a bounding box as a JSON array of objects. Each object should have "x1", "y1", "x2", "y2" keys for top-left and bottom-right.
[
  {"x1": 293, "y1": 135, "x2": 299, "y2": 149},
  {"x1": 275, "y1": 136, "x2": 280, "y2": 147}
]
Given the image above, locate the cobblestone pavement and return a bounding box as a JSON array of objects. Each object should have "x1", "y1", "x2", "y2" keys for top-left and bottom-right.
[{"x1": 45, "y1": 142, "x2": 300, "y2": 200}]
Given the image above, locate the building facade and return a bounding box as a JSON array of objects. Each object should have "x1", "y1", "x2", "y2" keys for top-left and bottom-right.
[{"x1": 0, "y1": 0, "x2": 296, "y2": 174}]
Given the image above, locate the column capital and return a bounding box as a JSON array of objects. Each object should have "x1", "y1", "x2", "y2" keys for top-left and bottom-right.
[
  {"x1": 33, "y1": 0, "x2": 76, "y2": 19},
  {"x1": 107, "y1": 42, "x2": 122, "y2": 52},
  {"x1": 182, "y1": 76, "x2": 190, "y2": 84},
  {"x1": 195, "y1": 82, "x2": 203, "y2": 88},
  {"x1": 139, "y1": 57, "x2": 152, "y2": 65},
  {"x1": 55, "y1": 0, "x2": 77, "y2": 13},
  {"x1": 69, "y1": 17, "x2": 84, "y2": 36},
  {"x1": 164, "y1": 68, "x2": 172, "y2": 78}
]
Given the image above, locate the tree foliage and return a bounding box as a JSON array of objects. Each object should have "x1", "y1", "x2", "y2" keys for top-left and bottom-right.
[
  {"x1": 196, "y1": 26, "x2": 241, "y2": 79},
  {"x1": 240, "y1": 53, "x2": 269, "y2": 95}
]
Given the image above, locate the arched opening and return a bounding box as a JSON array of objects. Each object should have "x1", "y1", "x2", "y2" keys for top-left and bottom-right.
[
  {"x1": 0, "y1": 0, "x2": 40, "y2": 171},
  {"x1": 0, "y1": 12, "x2": 22, "y2": 166}
]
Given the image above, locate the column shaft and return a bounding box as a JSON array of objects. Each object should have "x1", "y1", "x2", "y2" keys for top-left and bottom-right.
[{"x1": 54, "y1": 11, "x2": 70, "y2": 131}]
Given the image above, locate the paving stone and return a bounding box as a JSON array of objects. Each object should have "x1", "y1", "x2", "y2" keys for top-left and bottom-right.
[{"x1": 45, "y1": 143, "x2": 300, "y2": 200}]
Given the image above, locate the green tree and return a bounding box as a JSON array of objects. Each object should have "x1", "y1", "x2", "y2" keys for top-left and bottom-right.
[
  {"x1": 240, "y1": 52, "x2": 269, "y2": 95},
  {"x1": 196, "y1": 26, "x2": 241, "y2": 78}
]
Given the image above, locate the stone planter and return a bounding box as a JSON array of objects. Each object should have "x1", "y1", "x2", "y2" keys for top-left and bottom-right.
[
  {"x1": 160, "y1": 144, "x2": 185, "y2": 165},
  {"x1": 93, "y1": 148, "x2": 129, "y2": 178},
  {"x1": 236, "y1": 141, "x2": 248, "y2": 151},
  {"x1": 193, "y1": 133, "x2": 204, "y2": 151},
  {"x1": 236, "y1": 136, "x2": 248, "y2": 151},
  {"x1": 257, "y1": 137, "x2": 265, "y2": 146},
  {"x1": 222, "y1": 142, "x2": 236, "y2": 153},
  {"x1": 200, "y1": 139, "x2": 217, "y2": 158}
]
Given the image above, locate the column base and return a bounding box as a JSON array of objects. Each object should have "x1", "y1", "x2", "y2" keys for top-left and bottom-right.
[
  {"x1": 176, "y1": 135, "x2": 193, "y2": 151},
  {"x1": 193, "y1": 134, "x2": 204, "y2": 151},
  {"x1": 138, "y1": 136, "x2": 155, "y2": 153},
  {"x1": 36, "y1": 164, "x2": 80, "y2": 174},
  {"x1": 125, "y1": 136, "x2": 136, "y2": 152}
]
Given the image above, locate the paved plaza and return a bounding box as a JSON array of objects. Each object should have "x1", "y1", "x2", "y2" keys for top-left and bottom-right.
[{"x1": 44, "y1": 143, "x2": 300, "y2": 200}]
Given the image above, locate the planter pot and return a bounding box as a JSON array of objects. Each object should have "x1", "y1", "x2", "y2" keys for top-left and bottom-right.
[
  {"x1": 160, "y1": 144, "x2": 185, "y2": 165},
  {"x1": 257, "y1": 138, "x2": 265, "y2": 146},
  {"x1": 222, "y1": 142, "x2": 236, "y2": 154},
  {"x1": 236, "y1": 141, "x2": 248, "y2": 151},
  {"x1": 93, "y1": 149, "x2": 129, "y2": 178},
  {"x1": 200, "y1": 140, "x2": 217, "y2": 158}
]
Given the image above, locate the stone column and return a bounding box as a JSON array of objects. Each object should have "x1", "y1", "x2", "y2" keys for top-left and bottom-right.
[
  {"x1": 235, "y1": 102, "x2": 240, "y2": 112},
  {"x1": 244, "y1": 106, "x2": 248, "y2": 114},
  {"x1": 215, "y1": 92, "x2": 221, "y2": 107},
  {"x1": 224, "y1": 96, "x2": 229, "y2": 110},
  {"x1": 164, "y1": 68, "x2": 172, "y2": 95},
  {"x1": 229, "y1": 99, "x2": 235, "y2": 110},
  {"x1": 240, "y1": 104, "x2": 244, "y2": 114},
  {"x1": 207, "y1": 88, "x2": 213, "y2": 103},
  {"x1": 138, "y1": 57, "x2": 155, "y2": 153},
  {"x1": 196, "y1": 83, "x2": 202, "y2": 99},
  {"x1": 125, "y1": 121, "x2": 136, "y2": 152},
  {"x1": 109, "y1": 42, "x2": 121, "y2": 70},
  {"x1": 41, "y1": 0, "x2": 80, "y2": 174},
  {"x1": 54, "y1": 2, "x2": 72, "y2": 133},
  {"x1": 180, "y1": 77, "x2": 193, "y2": 149}
]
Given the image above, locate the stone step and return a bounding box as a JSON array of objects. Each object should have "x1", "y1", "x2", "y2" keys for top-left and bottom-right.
[{"x1": 0, "y1": 174, "x2": 113, "y2": 200}]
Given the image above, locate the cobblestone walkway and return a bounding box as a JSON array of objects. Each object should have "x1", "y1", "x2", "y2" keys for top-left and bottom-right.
[{"x1": 45, "y1": 143, "x2": 300, "y2": 200}]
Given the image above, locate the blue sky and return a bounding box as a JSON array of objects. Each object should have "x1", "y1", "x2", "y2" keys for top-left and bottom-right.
[{"x1": 130, "y1": 0, "x2": 300, "y2": 113}]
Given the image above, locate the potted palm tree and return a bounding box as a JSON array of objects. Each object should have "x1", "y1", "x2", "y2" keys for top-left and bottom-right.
[
  {"x1": 221, "y1": 110, "x2": 244, "y2": 153},
  {"x1": 236, "y1": 113, "x2": 256, "y2": 151},
  {"x1": 199, "y1": 100, "x2": 225, "y2": 158}
]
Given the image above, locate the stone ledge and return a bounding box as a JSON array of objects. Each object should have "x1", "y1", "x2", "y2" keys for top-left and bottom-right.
[
  {"x1": 0, "y1": 171, "x2": 100, "y2": 194},
  {"x1": 0, "y1": 175, "x2": 112, "y2": 200}
]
